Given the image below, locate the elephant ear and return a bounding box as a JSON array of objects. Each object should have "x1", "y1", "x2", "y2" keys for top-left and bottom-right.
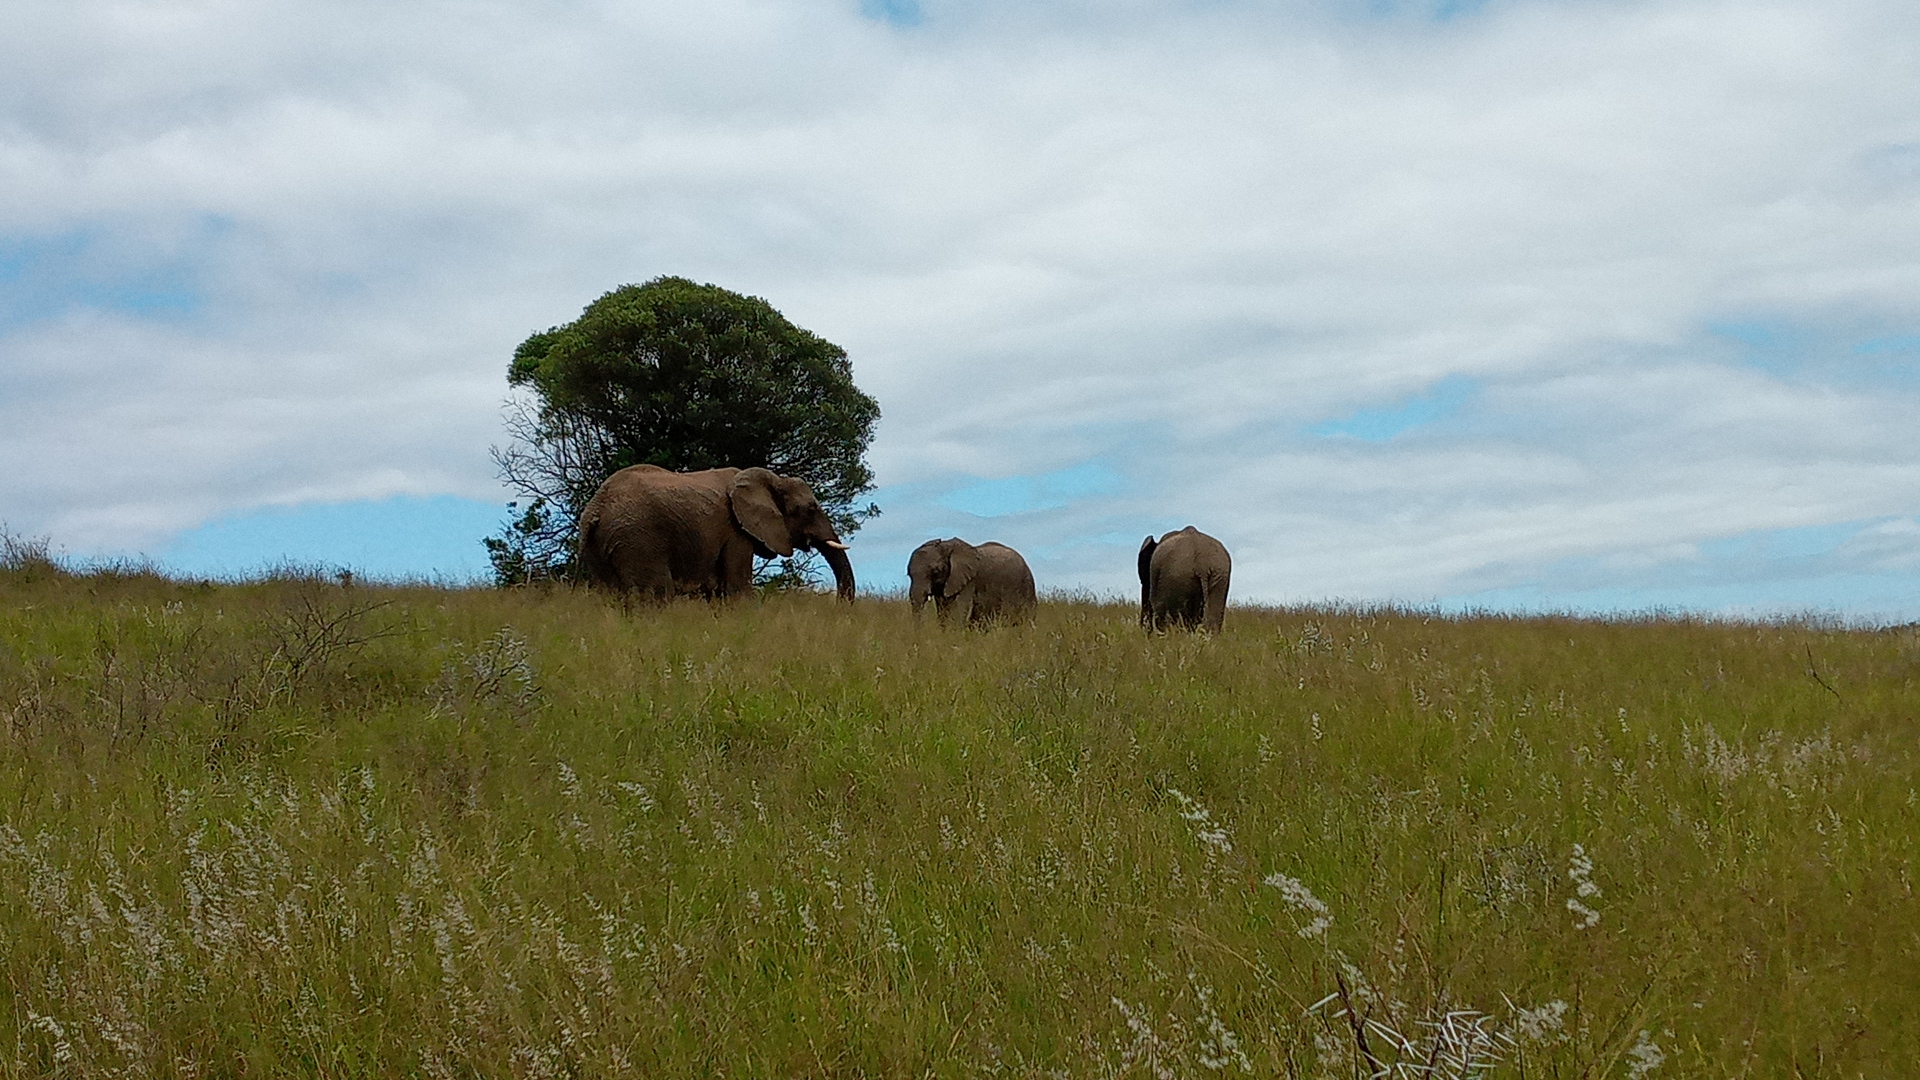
[
  {"x1": 1137, "y1": 535, "x2": 1157, "y2": 589},
  {"x1": 946, "y1": 540, "x2": 978, "y2": 594},
  {"x1": 730, "y1": 469, "x2": 794, "y2": 557}
]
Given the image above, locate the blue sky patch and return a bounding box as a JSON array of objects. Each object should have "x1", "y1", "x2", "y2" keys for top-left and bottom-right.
[
  {"x1": 1856, "y1": 334, "x2": 1920, "y2": 355},
  {"x1": 1423, "y1": 0, "x2": 1492, "y2": 20},
  {"x1": 937, "y1": 462, "x2": 1125, "y2": 517},
  {"x1": 1706, "y1": 320, "x2": 1791, "y2": 350},
  {"x1": 1695, "y1": 519, "x2": 1865, "y2": 563},
  {"x1": 1708, "y1": 319, "x2": 1920, "y2": 386},
  {"x1": 860, "y1": 0, "x2": 922, "y2": 27},
  {"x1": 0, "y1": 232, "x2": 89, "y2": 278},
  {"x1": 1312, "y1": 375, "x2": 1477, "y2": 441},
  {"x1": 149, "y1": 495, "x2": 506, "y2": 582},
  {"x1": 1860, "y1": 142, "x2": 1920, "y2": 182},
  {"x1": 0, "y1": 224, "x2": 213, "y2": 329},
  {"x1": 1356, "y1": 0, "x2": 1494, "y2": 22},
  {"x1": 1707, "y1": 319, "x2": 1811, "y2": 378}
]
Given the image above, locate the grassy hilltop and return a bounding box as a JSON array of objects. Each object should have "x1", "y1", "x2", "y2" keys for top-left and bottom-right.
[{"x1": 0, "y1": 560, "x2": 1915, "y2": 1077}]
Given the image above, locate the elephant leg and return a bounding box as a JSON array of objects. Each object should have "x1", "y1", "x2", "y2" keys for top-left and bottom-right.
[
  {"x1": 1157, "y1": 580, "x2": 1198, "y2": 630},
  {"x1": 952, "y1": 584, "x2": 977, "y2": 627},
  {"x1": 970, "y1": 588, "x2": 997, "y2": 626},
  {"x1": 613, "y1": 555, "x2": 673, "y2": 604},
  {"x1": 1152, "y1": 569, "x2": 1195, "y2": 631},
  {"x1": 1185, "y1": 583, "x2": 1209, "y2": 629},
  {"x1": 576, "y1": 534, "x2": 612, "y2": 589},
  {"x1": 715, "y1": 537, "x2": 757, "y2": 599},
  {"x1": 1202, "y1": 573, "x2": 1229, "y2": 634}
]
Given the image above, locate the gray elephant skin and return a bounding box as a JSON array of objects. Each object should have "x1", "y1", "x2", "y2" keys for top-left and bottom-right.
[
  {"x1": 1138, "y1": 526, "x2": 1230, "y2": 632},
  {"x1": 907, "y1": 538, "x2": 1037, "y2": 626},
  {"x1": 576, "y1": 465, "x2": 854, "y2": 601}
]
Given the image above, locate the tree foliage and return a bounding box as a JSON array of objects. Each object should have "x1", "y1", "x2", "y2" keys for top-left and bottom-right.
[{"x1": 485, "y1": 277, "x2": 881, "y2": 585}]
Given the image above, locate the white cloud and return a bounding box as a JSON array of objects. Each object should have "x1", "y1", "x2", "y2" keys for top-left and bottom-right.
[{"x1": 3, "y1": 0, "x2": 1919, "y2": 612}]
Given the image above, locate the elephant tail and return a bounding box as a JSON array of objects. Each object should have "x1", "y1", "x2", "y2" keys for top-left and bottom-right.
[{"x1": 1137, "y1": 535, "x2": 1157, "y2": 628}]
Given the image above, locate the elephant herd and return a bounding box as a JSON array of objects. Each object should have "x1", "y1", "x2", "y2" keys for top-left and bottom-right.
[{"x1": 574, "y1": 464, "x2": 1233, "y2": 631}]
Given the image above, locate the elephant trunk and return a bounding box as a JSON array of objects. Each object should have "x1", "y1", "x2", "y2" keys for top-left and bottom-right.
[{"x1": 820, "y1": 541, "x2": 856, "y2": 602}]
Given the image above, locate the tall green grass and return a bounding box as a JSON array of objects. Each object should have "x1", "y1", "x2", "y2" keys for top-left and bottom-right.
[{"x1": 0, "y1": 562, "x2": 1914, "y2": 1077}]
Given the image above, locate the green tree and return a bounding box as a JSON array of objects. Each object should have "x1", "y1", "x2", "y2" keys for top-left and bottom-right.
[{"x1": 485, "y1": 277, "x2": 881, "y2": 585}]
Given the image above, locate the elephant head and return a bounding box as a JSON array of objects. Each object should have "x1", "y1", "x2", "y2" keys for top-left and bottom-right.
[
  {"x1": 729, "y1": 467, "x2": 856, "y2": 600},
  {"x1": 906, "y1": 538, "x2": 977, "y2": 613}
]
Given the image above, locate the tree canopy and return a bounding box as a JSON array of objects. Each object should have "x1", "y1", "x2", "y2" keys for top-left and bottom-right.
[{"x1": 486, "y1": 277, "x2": 880, "y2": 584}]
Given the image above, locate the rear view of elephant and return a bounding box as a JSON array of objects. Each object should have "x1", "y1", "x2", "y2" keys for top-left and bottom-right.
[
  {"x1": 576, "y1": 465, "x2": 854, "y2": 601},
  {"x1": 907, "y1": 538, "x2": 1037, "y2": 626},
  {"x1": 1138, "y1": 526, "x2": 1230, "y2": 632}
]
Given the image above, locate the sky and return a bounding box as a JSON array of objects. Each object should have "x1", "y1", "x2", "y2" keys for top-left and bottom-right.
[{"x1": 3, "y1": 0, "x2": 1919, "y2": 619}]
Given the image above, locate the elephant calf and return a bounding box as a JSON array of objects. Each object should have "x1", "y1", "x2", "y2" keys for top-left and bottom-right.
[
  {"x1": 907, "y1": 538, "x2": 1037, "y2": 626},
  {"x1": 1139, "y1": 526, "x2": 1230, "y2": 632}
]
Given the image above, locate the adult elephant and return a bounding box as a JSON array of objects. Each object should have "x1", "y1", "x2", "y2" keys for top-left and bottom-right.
[
  {"x1": 1138, "y1": 526, "x2": 1230, "y2": 633},
  {"x1": 576, "y1": 465, "x2": 854, "y2": 601},
  {"x1": 907, "y1": 538, "x2": 1036, "y2": 626}
]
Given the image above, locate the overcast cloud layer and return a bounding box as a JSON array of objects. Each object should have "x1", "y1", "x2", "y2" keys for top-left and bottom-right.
[{"x1": 4, "y1": 0, "x2": 1919, "y2": 616}]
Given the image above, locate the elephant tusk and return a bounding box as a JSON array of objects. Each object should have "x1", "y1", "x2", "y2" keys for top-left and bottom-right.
[{"x1": 820, "y1": 539, "x2": 849, "y2": 550}]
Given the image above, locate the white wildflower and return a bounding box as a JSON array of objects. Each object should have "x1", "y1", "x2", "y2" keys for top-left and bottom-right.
[
  {"x1": 1337, "y1": 960, "x2": 1384, "y2": 1013},
  {"x1": 1311, "y1": 1022, "x2": 1353, "y2": 1077},
  {"x1": 1567, "y1": 846, "x2": 1600, "y2": 898},
  {"x1": 1264, "y1": 872, "x2": 1333, "y2": 940},
  {"x1": 1566, "y1": 892, "x2": 1601, "y2": 928},
  {"x1": 1566, "y1": 896, "x2": 1600, "y2": 929},
  {"x1": 615, "y1": 781, "x2": 656, "y2": 811},
  {"x1": 1111, "y1": 998, "x2": 1177, "y2": 1080},
  {"x1": 27, "y1": 1012, "x2": 75, "y2": 1065},
  {"x1": 513, "y1": 1044, "x2": 564, "y2": 1080},
  {"x1": 1625, "y1": 1030, "x2": 1666, "y2": 1077},
  {"x1": 1191, "y1": 974, "x2": 1253, "y2": 1072},
  {"x1": 1507, "y1": 998, "x2": 1570, "y2": 1045},
  {"x1": 1168, "y1": 789, "x2": 1233, "y2": 857},
  {"x1": 1566, "y1": 844, "x2": 1602, "y2": 929}
]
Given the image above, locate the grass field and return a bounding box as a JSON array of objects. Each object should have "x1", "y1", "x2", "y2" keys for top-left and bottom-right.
[{"x1": 0, "y1": 552, "x2": 1915, "y2": 1077}]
